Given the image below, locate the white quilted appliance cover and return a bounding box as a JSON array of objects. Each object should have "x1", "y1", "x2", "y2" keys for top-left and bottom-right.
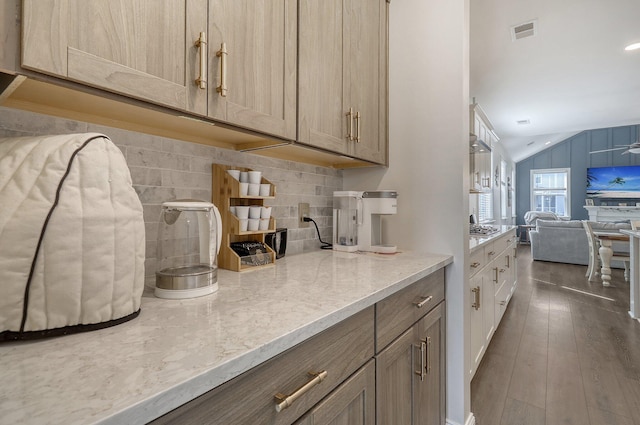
[{"x1": 0, "y1": 133, "x2": 145, "y2": 340}]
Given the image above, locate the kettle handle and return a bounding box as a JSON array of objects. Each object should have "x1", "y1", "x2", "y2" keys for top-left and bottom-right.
[{"x1": 212, "y1": 205, "x2": 223, "y2": 255}]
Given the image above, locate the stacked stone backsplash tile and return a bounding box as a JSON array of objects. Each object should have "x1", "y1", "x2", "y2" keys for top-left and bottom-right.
[{"x1": 0, "y1": 106, "x2": 342, "y2": 284}]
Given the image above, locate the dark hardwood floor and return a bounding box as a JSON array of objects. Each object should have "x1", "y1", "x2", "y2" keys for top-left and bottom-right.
[{"x1": 471, "y1": 245, "x2": 640, "y2": 425}]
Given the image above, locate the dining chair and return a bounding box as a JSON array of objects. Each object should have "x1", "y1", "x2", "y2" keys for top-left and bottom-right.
[{"x1": 582, "y1": 220, "x2": 630, "y2": 281}]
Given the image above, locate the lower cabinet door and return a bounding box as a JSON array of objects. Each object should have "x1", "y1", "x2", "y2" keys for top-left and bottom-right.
[
  {"x1": 295, "y1": 360, "x2": 375, "y2": 425},
  {"x1": 376, "y1": 302, "x2": 445, "y2": 425},
  {"x1": 413, "y1": 303, "x2": 445, "y2": 425}
]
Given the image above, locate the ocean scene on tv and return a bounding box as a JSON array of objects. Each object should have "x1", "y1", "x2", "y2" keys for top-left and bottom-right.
[{"x1": 587, "y1": 165, "x2": 640, "y2": 198}]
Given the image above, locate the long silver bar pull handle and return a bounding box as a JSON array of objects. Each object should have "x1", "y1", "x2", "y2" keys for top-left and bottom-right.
[
  {"x1": 194, "y1": 32, "x2": 207, "y2": 89},
  {"x1": 274, "y1": 370, "x2": 328, "y2": 412},
  {"x1": 355, "y1": 111, "x2": 361, "y2": 142},
  {"x1": 471, "y1": 286, "x2": 480, "y2": 310},
  {"x1": 216, "y1": 42, "x2": 228, "y2": 97},
  {"x1": 415, "y1": 341, "x2": 427, "y2": 381},
  {"x1": 414, "y1": 295, "x2": 433, "y2": 308}
]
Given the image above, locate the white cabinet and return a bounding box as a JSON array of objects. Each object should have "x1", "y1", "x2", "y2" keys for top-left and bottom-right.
[
  {"x1": 469, "y1": 229, "x2": 517, "y2": 378},
  {"x1": 469, "y1": 103, "x2": 498, "y2": 192}
]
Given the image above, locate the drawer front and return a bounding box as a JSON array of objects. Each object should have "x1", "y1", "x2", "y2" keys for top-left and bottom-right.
[
  {"x1": 494, "y1": 230, "x2": 517, "y2": 255},
  {"x1": 484, "y1": 241, "x2": 497, "y2": 263},
  {"x1": 469, "y1": 247, "x2": 485, "y2": 277},
  {"x1": 375, "y1": 268, "x2": 445, "y2": 352},
  {"x1": 151, "y1": 307, "x2": 374, "y2": 425}
]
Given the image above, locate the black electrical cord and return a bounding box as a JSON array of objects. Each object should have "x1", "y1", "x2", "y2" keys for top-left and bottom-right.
[{"x1": 304, "y1": 217, "x2": 333, "y2": 249}]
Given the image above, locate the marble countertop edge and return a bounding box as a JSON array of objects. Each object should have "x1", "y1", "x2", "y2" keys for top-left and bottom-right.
[{"x1": 101, "y1": 253, "x2": 453, "y2": 425}]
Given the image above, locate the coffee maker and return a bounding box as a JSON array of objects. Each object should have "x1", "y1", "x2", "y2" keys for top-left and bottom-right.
[
  {"x1": 358, "y1": 191, "x2": 398, "y2": 253},
  {"x1": 332, "y1": 190, "x2": 398, "y2": 253}
]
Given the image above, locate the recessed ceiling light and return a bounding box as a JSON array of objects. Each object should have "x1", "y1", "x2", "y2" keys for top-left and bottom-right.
[
  {"x1": 625, "y1": 42, "x2": 640, "y2": 51},
  {"x1": 545, "y1": 141, "x2": 551, "y2": 145}
]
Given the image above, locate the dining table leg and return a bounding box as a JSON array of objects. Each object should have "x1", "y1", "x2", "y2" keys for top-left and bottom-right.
[{"x1": 598, "y1": 239, "x2": 614, "y2": 286}]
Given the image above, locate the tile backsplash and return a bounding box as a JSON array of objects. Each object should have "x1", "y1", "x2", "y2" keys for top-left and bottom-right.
[{"x1": 0, "y1": 106, "x2": 341, "y2": 281}]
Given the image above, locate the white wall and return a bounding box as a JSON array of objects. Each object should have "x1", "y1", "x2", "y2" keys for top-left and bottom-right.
[{"x1": 344, "y1": 0, "x2": 471, "y2": 424}]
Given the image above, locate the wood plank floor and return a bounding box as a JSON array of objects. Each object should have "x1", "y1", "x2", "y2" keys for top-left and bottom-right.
[{"x1": 471, "y1": 245, "x2": 640, "y2": 425}]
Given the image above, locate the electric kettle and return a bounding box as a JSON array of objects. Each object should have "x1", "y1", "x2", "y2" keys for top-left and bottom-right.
[{"x1": 155, "y1": 200, "x2": 222, "y2": 299}]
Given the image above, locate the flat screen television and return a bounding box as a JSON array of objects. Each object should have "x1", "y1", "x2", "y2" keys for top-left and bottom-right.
[{"x1": 587, "y1": 165, "x2": 640, "y2": 199}]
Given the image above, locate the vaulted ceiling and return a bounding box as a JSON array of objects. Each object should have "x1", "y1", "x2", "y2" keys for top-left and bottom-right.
[{"x1": 470, "y1": 0, "x2": 640, "y2": 163}]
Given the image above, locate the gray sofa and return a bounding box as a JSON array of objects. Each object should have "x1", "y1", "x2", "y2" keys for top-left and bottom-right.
[{"x1": 530, "y1": 219, "x2": 630, "y2": 266}]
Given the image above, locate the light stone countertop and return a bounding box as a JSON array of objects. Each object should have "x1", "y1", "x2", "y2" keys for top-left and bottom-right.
[
  {"x1": 0, "y1": 249, "x2": 452, "y2": 425},
  {"x1": 469, "y1": 225, "x2": 517, "y2": 252}
]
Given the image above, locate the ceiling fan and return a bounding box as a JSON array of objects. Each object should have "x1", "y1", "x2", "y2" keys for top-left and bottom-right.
[{"x1": 590, "y1": 142, "x2": 640, "y2": 155}]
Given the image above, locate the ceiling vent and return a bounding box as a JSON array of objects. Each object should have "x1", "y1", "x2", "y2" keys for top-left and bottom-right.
[
  {"x1": 511, "y1": 20, "x2": 537, "y2": 41},
  {"x1": 516, "y1": 119, "x2": 531, "y2": 125}
]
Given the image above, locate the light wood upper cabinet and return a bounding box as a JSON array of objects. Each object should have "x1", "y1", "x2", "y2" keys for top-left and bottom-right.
[
  {"x1": 348, "y1": 0, "x2": 387, "y2": 164},
  {"x1": 207, "y1": 0, "x2": 297, "y2": 140},
  {"x1": 22, "y1": 0, "x2": 207, "y2": 114},
  {"x1": 298, "y1": 0, "x2": 388, "y2": 165}
]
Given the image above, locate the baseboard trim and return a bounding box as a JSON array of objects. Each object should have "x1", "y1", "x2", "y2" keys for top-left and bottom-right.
[{"x1": 446, "y1": 413, "x2": 475, "y2": 425}]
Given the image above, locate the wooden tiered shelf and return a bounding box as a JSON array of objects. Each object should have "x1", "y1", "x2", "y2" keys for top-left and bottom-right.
[{"x1": 212, "y1": 164, "x2": 277, "y2": 272}]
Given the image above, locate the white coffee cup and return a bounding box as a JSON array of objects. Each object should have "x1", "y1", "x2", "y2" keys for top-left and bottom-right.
[
  {"x1": 248, "y1": 171, "x2": 262, "y2": 184},
  {"x1": 259, "y1": 218, "x2": 270, "y2": 230},
  {"x1": 239, "y1": 219, "x2": 248, "y2": 232},
  {"x1": 259, "y1": 183, "x2": 271, "y2": 197},
  {"x1": 239, "y1": 182, "x2": 249, "y2": 196},
  {"x1": 260, "y1": 206, "x2": 272, "y2": 219},
  {"x1": 248, "y1": 183, "x2": 260, "y2": 196},
  {"x1": 249, "y1": 205, "x2": 262, "y2": 219},
  {"x1": 239, "y1": 171, "x2": 249, "y2": 183},
  {"x1": 235, "y1": 206, "x2": 249, "y2": 219},
  {"x1": 248, "y1": 218, "x2": 260, "y2": 231},
  {"x1": 227, "y1": 169, "x2": 240, "y2": 180}
]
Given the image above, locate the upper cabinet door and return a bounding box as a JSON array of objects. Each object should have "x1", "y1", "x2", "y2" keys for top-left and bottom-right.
[
  {"x1": 207, "y1": 0, "x2": 297, "y2": 140},
  {"x1": 297, "y1": 0, "x2": 349, "y2": 154},
  {"x1": 347, "y1": 0, "x2": 387, "y2": 165},
  {"x1": 22, "y1": 0, "x2": 207, "y2": 115},
  {"x1": 298, "y1": 0, "x2": 388, "y2": 164}
]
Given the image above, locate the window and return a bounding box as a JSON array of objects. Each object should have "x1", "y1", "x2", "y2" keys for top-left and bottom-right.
[
  {"x1": 478, "y1": 192, "x2": 493, "y2": 223},
  {"x1": 501, "y1": 160, "x2": 507, "y2": 219},
  {"x1": 530, "y1": 168, "x2": 570, "y2": 217}
]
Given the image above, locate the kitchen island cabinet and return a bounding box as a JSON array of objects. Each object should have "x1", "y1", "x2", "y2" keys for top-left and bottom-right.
[{"x1": 0, "y1": 250, "x2": 452, "y2": 425}]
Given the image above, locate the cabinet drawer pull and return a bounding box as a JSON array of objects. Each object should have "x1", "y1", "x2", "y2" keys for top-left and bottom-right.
[
  {"x1": 216, "y1": 42, "x2": 228, "y2": 97},
  {"x1": 415, "y1": 341, "x2": 427, "y2": 381},
  {"x1": 493, "y1": 267, "x2": 499, "y2": 283},
  {"x1": 470, "y1": 261, "x2": 481, "y2": 268},
  {"x1": 194, "y1": 32, "x2": 207, "y2": 89},
  {"x1": 471, "y1": 286, "x2": 480, "y2": 310},
  {"x1": 414, "y1": 295, "x2": 433, "y2": 308},
  {"x1": 274, "y1": 370, "x2": 328, "y2": 412},
  {"x1": 487, "y1": 251, "x2": 495, "y2": 256},
  {"x1": 346, "y1": 108, "x2": 354, "y2": 141},
  {"x1": 505, "y1": 255, "x2": 510, "y2": 268},
  {"x1": 500, "y1": 300, "x2": 506, "y2": 306},
  {"x1": 355, "y1": 111, "x2": 361, "y2": 143}
]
